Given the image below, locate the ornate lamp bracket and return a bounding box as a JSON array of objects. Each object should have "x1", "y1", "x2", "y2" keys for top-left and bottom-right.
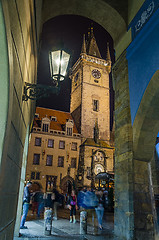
[{"x1": 22, "y1": 82, "x2": 60, "y2": 101}]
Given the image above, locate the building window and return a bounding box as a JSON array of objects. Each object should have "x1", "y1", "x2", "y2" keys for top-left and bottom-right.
[
  {"x1": 67, "y1": 127, "x2": 73, "y2": 136},
  {"x1": 58, "y1": 156, "x2": 64, "y2": 167},
  {"x1": 31, "y1": 172, "x2": 35, "y2": 179},
  {"x1": 42, "y1": 123, "x2": 49, "y2": 132},
  {"x1": 46, "y1": 155, "x2": 53, "y2": 166},
  {"x1": 36, "y1": 172, "x2": 40, "y2": 180},
  {"x1": 48, "y1": 139, "x2": 54, "y2": 148},
  {"x1": 71, "y1": 158, "x2": 77, "y2": 168},
  {"x1": 71, "y1": 142, "x2": 77, "y2": 151},
  {"x1": 35, "y1": 137, "x2": 41, "y2": 146},
  {"x1": 59, "y1": 140, "x2": 65, "y2": 149},
  {"x1": 33, "y1": 154, "x2": 40, "y2": 165},
  {"x1": 50, "y1": 116, "x2": 57, "y2": 121},
  {"x1": 93, "y1": 100, "x2": 99, "y2": 112},
  {"x1": 31, "y1": 171, "x2": 40, "y2": 180}
]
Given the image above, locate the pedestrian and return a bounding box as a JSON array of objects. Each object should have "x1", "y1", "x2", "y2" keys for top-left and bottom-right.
[
  {"x1": 37, "y1": 190, "x2": 44, "y2": 218},
  {"x1": 43, "y1": 183, "x2": 54, "y2": 210},
  {"x1": 20, "y1": 181, "x2": 32, "y2": 229},
  {"x1": 67, "y1": 190, "x2": 78, "y2": 223},
  {"x1": 31, "y1": 191, "x2": 38, "y2": 216},
  {"x1": 95, "y1": 190, "x2": 105, "y2": 230},
  {"x1": 52, "y1": 188, "x2": 59, "y2": 220}
]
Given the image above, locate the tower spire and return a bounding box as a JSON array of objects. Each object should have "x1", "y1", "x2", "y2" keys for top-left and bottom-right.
[
  {"x1": 87, "y1": 26, "x2": 101, "y2": 58},
  {"x1": 106, "y1": 42, "x2": 111, "y2": 65},
  {"x1": 81, "y1": 34, "x2": 86, "y2": 54}
]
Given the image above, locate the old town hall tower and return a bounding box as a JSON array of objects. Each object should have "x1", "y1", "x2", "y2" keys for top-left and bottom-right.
[{"x1": 70, "y1": 28, "x2": 114, "y2": 189}]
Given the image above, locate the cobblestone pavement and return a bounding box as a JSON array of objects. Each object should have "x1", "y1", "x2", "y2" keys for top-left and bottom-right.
[{"x1": 15, "y1": 208, "x2": 114, "y2": 240}]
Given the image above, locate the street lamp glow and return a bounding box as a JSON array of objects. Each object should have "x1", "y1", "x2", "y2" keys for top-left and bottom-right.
[{"x1": 49, "y1": 50, "x2": 70, "y2": 83}]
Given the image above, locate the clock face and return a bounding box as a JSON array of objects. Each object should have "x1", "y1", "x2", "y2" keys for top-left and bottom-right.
[
  {"x1": 92, "y1": 69, "x2": 101, "y2": 79},
  {"x1": 94, "y1": 164, "x2": 104, "y2": 175},
  {"x1": 74, "y1": 72, "x2": 79, "y2": 82}
]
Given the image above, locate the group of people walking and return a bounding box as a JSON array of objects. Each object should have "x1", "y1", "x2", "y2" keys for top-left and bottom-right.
[{"x1": 20, "y1": 181, "x2": 110, "y2": 231}]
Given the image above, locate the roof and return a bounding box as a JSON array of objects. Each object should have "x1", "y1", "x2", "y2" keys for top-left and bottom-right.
[
  {"x1": 34, "y1": 107, "x2": 79, "y2": 133},
  {"x1": 82, "y1": 138, "x2": 114, "y2": 149}
]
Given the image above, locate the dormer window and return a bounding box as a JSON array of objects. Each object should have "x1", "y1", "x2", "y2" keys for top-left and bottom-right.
[
  {"x1": 35, "y1": 113, "x2": 39, "y2": 118},
  {"x1": 65, "y1": 119, "x2": 73, "y2": 136},
  {"x1": 42, "y1": 124, "x2": 48, "y2": 132},
  {"x1": 50, "y1": 116, "x2": 57, "y2": 122},
  {"x1": 67, "y1": 127, "x2": 73, "y2": 136},
  {"x1": 41, "y1": 117, "x2": 50, "y2": 132}
]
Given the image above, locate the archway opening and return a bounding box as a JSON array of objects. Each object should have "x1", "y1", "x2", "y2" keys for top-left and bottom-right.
[{"x1": 18, "y1": 14, "x2": 116, "y2": 238}]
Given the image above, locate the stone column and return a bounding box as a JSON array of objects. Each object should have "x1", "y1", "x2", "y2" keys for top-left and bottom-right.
[
  {"x1": 113, "y1": 51, "x2": 156, "y2": 240},
  {"x1": 112, "y1": 51, "x2": 134, "y2": 240}
]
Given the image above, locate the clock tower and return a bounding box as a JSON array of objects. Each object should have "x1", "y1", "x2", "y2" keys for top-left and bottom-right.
[
  {"x1": 70, "y1": 27, "x2": 111, "y2": 143},
  {"x1": 70, "y1": 28, "x2": 114, "y2": 189}
]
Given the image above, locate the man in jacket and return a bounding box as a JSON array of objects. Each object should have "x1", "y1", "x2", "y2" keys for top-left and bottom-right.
[{"x1": 20, "y1": 181, "x2": 32, "y2": 229}]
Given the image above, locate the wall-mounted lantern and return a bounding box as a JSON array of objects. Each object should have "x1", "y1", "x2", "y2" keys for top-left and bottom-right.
[{"x1": 22, "y1": 49, "x2": 70, "y2": 101}]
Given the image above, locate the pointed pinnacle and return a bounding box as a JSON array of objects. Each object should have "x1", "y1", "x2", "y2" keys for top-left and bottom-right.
[
  {"x1": 106, "y1": 42, "x2": 111, "y2": 64},
  {"x1": 81, "y1": 34, "x2": 86, "y2": 54}
]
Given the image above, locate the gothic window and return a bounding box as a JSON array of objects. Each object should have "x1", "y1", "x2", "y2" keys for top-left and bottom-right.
[
  {"x1": 48, "y1": 139, "x2": 54, "y2": 148},
  {"x1": 58, "y1": 156, "x2": 64, "y2": 167},
  {"x1": 71, "y1": 158, "x2": 77, "y2": 168},
  {"x1": 33, "y1": 154, "x2": 40, "y2": 165},
  {"x1": 35, "y1": 137, "x2": 41, "y2": 146},
  {"x1": 93, "y1": 100, "x2": 99, "y2": 112},
  {"x1": 59, "y1": 140, "x2": 65, "y2": 149},
  {"x1": 71, "y1": 142, "x2": 77, "y2": 151},
  {"x1": 46, "y1": 155, "x2": 53, "y2": 166}
]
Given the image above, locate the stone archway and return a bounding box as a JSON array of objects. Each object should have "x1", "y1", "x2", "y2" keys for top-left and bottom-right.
[
  {"x1": 42, "y1": 0, "x2": 127, "y2": 44},
  {"x1": 133, "y1": 70, "x2": 159, "y2": 239}
]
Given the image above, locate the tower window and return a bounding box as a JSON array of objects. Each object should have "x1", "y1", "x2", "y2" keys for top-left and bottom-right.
[{"x1": 93, "y1": 100, "x2": 99, "y2": 112}]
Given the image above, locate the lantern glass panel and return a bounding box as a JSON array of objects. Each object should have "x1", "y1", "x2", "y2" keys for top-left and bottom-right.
[
  {"x1": 49, "y1": 50, "x2": 61, "y2": 77},
  {"x1": 60, "y1": 51, "x2": 70, "y2": 80}
]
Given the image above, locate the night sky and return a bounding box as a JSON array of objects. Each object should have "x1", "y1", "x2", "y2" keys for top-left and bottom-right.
[{"x1": 36, "y1": 15, "x2": 115, "y2": 128}]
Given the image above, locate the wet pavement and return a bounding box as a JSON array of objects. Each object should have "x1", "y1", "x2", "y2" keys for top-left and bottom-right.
[{"x1": 14, "y1": 208, "x2": 114, "y2": 240}]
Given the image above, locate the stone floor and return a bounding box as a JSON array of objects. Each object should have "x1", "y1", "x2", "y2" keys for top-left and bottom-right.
[{"x1": 14, "y1": 208, "x2": 114, "y2": 240}]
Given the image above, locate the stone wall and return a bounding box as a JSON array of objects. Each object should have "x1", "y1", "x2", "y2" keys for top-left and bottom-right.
[
  {"x1": 0, "y1": 0, "x2": 40, "y2": 238},
  {"x1": 112, "y1": 51, "x2": 134, "y2": 240}
]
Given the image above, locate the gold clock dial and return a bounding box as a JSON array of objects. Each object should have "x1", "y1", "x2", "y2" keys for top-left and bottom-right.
[{"x1": 92, "y1": 69, "x2": 101, "y2": 79}]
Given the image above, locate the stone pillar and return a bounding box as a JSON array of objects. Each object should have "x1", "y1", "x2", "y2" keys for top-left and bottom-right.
[
  {"x1": 113, "y1": 51, "x2": 156, "y2": 240},
  {"x1": 112, "y1": 51, "x2": 134, "y2": 240},
  {"x1": 133, "y1": 160, "x2": 154, "y2": 239}
]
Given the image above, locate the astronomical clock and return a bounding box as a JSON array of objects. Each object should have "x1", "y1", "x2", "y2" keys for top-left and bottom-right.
[{"x1": 93, "y1": 151, "x2": 105, "y2": 175}]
